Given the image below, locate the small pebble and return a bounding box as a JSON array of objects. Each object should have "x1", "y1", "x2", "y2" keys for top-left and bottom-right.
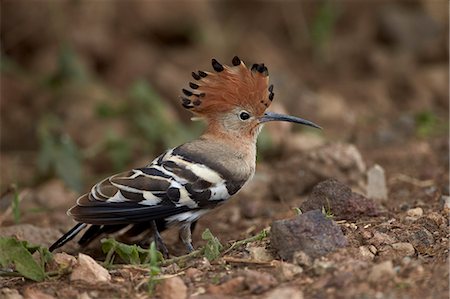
[
  {"x1": 157, "y1": 276, "x2": 188, "y2": 299},
  {"x1": 406, "y1": 207, "x2": 423, "y2": 218},
  {"x1": 368, "y1": 260, "x2": 395, "y2": 282}
]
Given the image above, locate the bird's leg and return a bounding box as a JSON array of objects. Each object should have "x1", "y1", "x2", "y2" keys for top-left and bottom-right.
[
  {"x1": 179, "y1": 223, "x2": 194, "y2": 253},
  {"x1": 150, "y1": 220, "x2": 169, "y2": 258}
]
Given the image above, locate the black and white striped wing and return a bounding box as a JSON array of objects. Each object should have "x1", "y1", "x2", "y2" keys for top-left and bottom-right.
[{"x1": 69, "y1": 149, "x2": 239, "y2": 225}]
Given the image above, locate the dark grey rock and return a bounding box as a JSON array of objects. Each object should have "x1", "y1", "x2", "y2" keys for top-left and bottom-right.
[
  {"x1": 270, "y1": 210, "x2": 347, "y2": 260},
  {"x1": 300, "y1": 179, "x2": 379, "y2": 221}
]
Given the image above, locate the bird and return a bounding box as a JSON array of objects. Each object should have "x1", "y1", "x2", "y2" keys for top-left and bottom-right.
[{"x1": 49, "y1": 56, "x2": 320, "y2": 256}]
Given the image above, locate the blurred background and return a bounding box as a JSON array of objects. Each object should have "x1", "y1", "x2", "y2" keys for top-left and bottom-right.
[{"x1": 1, "y1": 0, "x2": 448, "y2": 206}]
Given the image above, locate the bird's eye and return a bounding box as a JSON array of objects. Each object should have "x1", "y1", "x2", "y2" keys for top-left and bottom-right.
[{"x1": 239, "y1": 111, "x2": 251, "y2": 121}]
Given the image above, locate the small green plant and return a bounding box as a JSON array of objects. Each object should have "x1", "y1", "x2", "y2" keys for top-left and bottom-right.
[
  {"x1": 0, "y1": 237, "x2": 52, "y2": 282},
  {"x1": 321, "y1": 206, "x2": 334, "y2": 219},
  {"x1": 416, "y1": 111, "x2": 438, "y2": 137},
  {"x1": 310, "y1": 0, "x2": 338, "y2": 59},
  {"x1": 101, "y1": 238, "x2": 163, "y2": 267},
  {"x1": 201, "y1": 228, "x2": 223, "y2": 261},
  {"x1": 147, "y1": 242, "x2": 162, "y2": 295},
  {"x1": 293, "y1": 207, "x2": 303, "y2": 215},
  {"x1": 37, "y1": 114, "x2": 83, "y2": 192}
]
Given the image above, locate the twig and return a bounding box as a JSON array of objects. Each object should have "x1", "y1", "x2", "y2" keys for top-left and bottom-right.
[
  {"x1": 389, "y1": 173, "x2": 435, "y2": 188},
  {"x1": 221, "y1": 256, "x2": 274, "y2": 265},
  {"x1": 221, "y1": 229, "x2": 269, "y2": 256},
  {"x1": 160, "y1": 248, "x2": 203, "y2": 267}
]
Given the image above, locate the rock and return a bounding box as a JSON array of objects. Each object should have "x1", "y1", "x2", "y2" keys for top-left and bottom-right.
[
  {"x1": 0, "y1": 224, "x2": 63, "y2": 249},
  {"x1": 441, "y1": 195, "x2": 450, "y2": 212},
  {"x1": 35, "y1": 179, "x2": 77, "y2": 210},
  {"x1": 270, "y1": 210, "x2": 347, "y2": 260},
  {"x1": 241, "y1": 270, "x2": 277, "y2": 294},
  {"x1": 248, "y1": 246, "x2": 273, "y2": 262},
  {"x1": 70, "y1": 253, "x2": 111, "y2": 284},
  {"x1": 157, "y1": 276, "x2": 188, "y2": 299},
  {"x1": 206, "y1": 277, "x2": 245, "y2": 295},
  {"x1": 391, "y1": 242, "x2": 415, "y2": 257},
  {"x1": 23, "y1": 289, "x2": 55, "y2": 299},
  {"x1": 264, "y1": 287, "x2": 303, "y2": 299},
  {"x1": 185, "y1": 268, "x2": 203, "y2": 281},
  {"x1": 293, "y1": 251, "x2": 313, "y2": 267},
  {"x1": 368, "y1": 260, "x2": 395, "y2": 283},
  {"x1": 368, "y1": 231, "x2": 396, "y2": 247},
  {"x1": 272, "y1": 143, "x2": 367, "y2": 199},
  {"x1": 408, "y1": 228, "x2": 434, "y2": 254},
  {"x1": 406, "y1": 207, "x2": 423, "y2": 219},
  {"x1": 312, "y1": 258, "x2": 335, "y2": 276},
  {"x1": 300, "y1": 179, "x2": 378, "y2": 221},
  {"x1": 77, "y1": 293, "x2": 91, "y2": 299},
  {"x1": 274, "y1": 261, "x2": 303, "y2": 281},
  {"x1": 366, "y1": 164, "x2": 388, "y2": 202},
  {"x1": 47, "y1": 252, "x2": 77, "y2": 272},
  {"x1": 1, "y1": 288, "x2": 23, "y2": 299},
  {"x1": 358, "y1": 246, "x2": 375, "y2": 261}
]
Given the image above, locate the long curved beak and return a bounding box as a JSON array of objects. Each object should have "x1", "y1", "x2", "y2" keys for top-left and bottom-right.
[{"x1": 259, "y1": 111, "x2": 321, "y2": 129}]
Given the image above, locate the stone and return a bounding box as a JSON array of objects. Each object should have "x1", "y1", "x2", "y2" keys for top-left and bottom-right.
[
  {"x1": 270, "y1": 210, "x2": 347, "y2": 260},
  {"x1": 70, "y1": 253, "x2": 111, "y2": 284},
  {"x1": 274, "y1": 261, "x2": 303, "y2": 281},
  {"x1": 367, "y1": 164, "x2": 388, "y2": 202},
  {"x1": 300, "y1": 179, "x2": 378, "y2": 221},
  {"x1": 157, "y1": 276, "x2": 188, "y2": 299},
  {"x1": 358, "y1": 246, "x2": 375, "y2": 261},
  {"x1": 241, "y1": 270, "x2": 277, "y2": 294},
  {"x1": 408, "y1": 228, "x2": 434, "y2": 254},
  {"x1": 293, "y1": 251, "x2": 313, "y2": 267},
  {"x1": 391, "y1": 242, "x2": 415, "y2": 257},
  {"x1": 264, "y1": 287, "x2": 303, "y2": 299},
  {"x1": 369, "y1": 231, "x2": 396, "y2": 247},
  {"x1": 206, "y1": 277, "x2": 245, "y2": 295},
  {"x1": 406, "y1": 207, "x2": 423, "y2": 219},
  {"x1": 441, "y1": 195, "x2": 450, "y2": 212},
  {"x1": 272, "y1": 143, "x2": 367, "y2": 199},
  {"x1": 23, "y1": 289, "x2": 55, "y2": 299},
  {"x1": 0, "y1": 224, "x2": 63, "y2": 249},
  {"x1": 1, "y1": 288, "x2": 23, "y2": 299},
  {"x1": 185, "y1": 268, "x2": 203, "y2": 281},
  {"x1": 248, "y1": 246, "x2": 273, "y2": 262},
  {"x1": 368, "y1": 260, "x2": 395, "y2": 283},
  {"x1": 48, "y1": 253, "x2": 77, "y2": 271}
]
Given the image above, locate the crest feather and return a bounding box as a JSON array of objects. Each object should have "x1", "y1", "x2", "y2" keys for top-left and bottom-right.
[{"x1": 181, "y1": 57, "x2": 273, "y2": 117}]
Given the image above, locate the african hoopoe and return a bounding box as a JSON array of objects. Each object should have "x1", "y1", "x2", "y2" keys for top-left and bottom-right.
[{"x1": 49, "y1": 56, "x2": 320, "y2": 255}]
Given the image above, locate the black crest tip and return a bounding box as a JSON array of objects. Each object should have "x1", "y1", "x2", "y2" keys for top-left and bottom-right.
[
  {"x1": 189, "y1": 82, "x2": 199, "y2": 89},
  {"x1": 182, "y1": 88, "x2": 193, "y2": 96},
  {"x1": 192, "y1": 72, "x2": 201, "y2": 80},
  {"x1": 211, "y1": 58, "x2": 224, "y2": 72},
  {"x1": 232, "y1": 56, "x2": 241, "y2": 66}
]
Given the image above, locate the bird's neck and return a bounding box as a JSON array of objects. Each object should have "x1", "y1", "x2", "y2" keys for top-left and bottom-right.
[{"x1": 201, "y1": 123, "x2": 257, "y2": 163}]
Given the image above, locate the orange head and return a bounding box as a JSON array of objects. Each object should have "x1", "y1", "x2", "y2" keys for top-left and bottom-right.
[{"x1": 181, "y1": 56, "x2": 320, "y2": 139}]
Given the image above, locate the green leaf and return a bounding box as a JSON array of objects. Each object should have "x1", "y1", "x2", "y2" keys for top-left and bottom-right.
[
  {"x1": 201, "y1": 229, "x2": 223, "y2": 261},
  {"x1": 0, "y1": 237, "x2": 46, "y2": 281}
]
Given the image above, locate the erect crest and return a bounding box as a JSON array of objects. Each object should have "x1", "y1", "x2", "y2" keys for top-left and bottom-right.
[{"x1": 180, "y1": 56, "x2": 275, "y2": 117}]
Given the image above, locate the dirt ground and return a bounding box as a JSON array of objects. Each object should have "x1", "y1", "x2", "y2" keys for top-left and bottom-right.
[{"x1": 0, "y1": 1, "x2": 449, "y2": 299}]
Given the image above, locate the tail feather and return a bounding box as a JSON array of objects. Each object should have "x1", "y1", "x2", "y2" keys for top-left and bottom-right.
[{"x1": 49, "y1": 223, "x2": 87, "y2": 252}]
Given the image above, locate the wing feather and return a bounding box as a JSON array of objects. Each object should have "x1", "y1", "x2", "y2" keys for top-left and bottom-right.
[{"x1": 68, "y1": 148, "x2": 240, "y2": 225}]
